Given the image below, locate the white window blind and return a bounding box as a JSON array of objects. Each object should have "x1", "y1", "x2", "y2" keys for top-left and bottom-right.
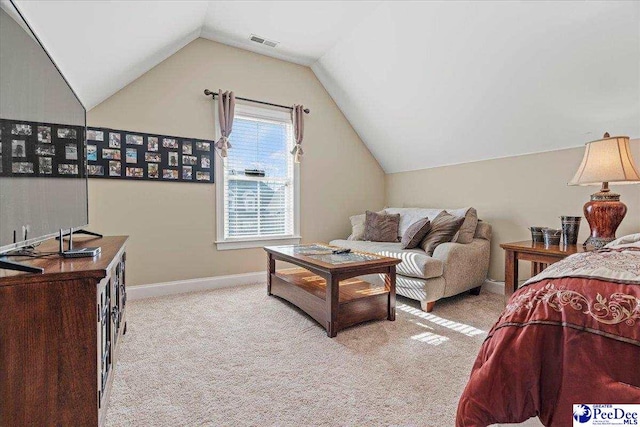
[{"x1": 222, "y1": 111, "x2": 295, "y2": 240}]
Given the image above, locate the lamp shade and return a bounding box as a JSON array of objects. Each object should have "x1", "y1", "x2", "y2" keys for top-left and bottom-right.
[{"x1": 569, "y1": 135, "x2": 640, "y2": 186}]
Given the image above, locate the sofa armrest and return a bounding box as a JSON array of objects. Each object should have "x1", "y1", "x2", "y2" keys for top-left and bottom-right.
[
  {"x1": 431, "y1": 239, "x2": 491, "y2": 297},
  {"x1": 431, "y1": 239, "x2": 487, "y2": 263}
]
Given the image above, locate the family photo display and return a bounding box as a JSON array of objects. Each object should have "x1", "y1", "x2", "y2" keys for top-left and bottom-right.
[
  {"x1": 0, "y1": 118, "x2": 84, "y2": 178},
  {"x1": 86, "y1": 127, "x2": 214, "y2": 183}
]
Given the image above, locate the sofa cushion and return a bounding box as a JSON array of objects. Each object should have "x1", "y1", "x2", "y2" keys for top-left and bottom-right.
[
  {"x1": 329, "y1": 239, "x2": 444, "y2": 280},
  {"x1": 401, "y1": 218, "x2": 431, "y2": 249},
  {"x1": 419, "y1": 211, "x2": 465, "y2": 255},
  {"x1": 383, "y1": 207, "x2": 478, "y2": 243},
  {"x1": 383, "y1": 208, "x2": 443, "y2": 238},
  {"x1": 450, "y1": 207, "x2": 478, "y2": 244},
  {"x1": 348, "y1": 210, "x2": 386, "y2": 240},
  {"x1": 357, "y1": 273, "x2": 447, "y2": 304},
  {"x1": 330, "y1": 239, "x2": 403, "y2": 254},
  {"x1": 363, "y1": 211, "x2": 400, "y2": 242},
  {"x1": 347, "y1": 213, "x2": 366, "y2": 241},
  {"x1": 474, "y1": 221, "x2": 492, "y2": 241}
]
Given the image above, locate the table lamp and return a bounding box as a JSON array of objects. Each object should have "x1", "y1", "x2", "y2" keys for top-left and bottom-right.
[{"x1": 569, "y1": 133, "x2": 640, "y2": 248}]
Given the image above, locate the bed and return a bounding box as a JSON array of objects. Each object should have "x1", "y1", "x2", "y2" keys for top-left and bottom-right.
[{"x1": 456, "y1": 234, "x2": 640, "y2": 426}]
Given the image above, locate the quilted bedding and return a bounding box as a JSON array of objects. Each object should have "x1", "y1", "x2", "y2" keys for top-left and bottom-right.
[{"x1": 456, "y1": 240, "x2": 640, "y2": 426}]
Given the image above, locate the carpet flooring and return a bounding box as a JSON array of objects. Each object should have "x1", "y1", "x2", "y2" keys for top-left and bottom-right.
[{"x1": 105, "y1": 283, "x2": 541, "y2": 426}]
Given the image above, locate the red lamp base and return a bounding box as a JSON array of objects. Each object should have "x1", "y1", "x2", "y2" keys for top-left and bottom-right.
[{"x1": 583, "y1": 190, "x2": 627, "y2": 248}]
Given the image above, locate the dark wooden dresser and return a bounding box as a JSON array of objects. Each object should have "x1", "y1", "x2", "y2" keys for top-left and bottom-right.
[{"x1": 0, "y1": 236, "x2": 128, "y2": 427}]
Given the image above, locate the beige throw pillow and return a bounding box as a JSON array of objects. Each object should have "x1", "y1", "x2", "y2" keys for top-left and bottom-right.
[
  {"x1": 401, "y1": 218, "x2": 431, "y2": 249},
  {"x1": 420, "y1": 211, "x2": 465, "y2": 255},
  {"x1": 363, "y1": 211, "x2": 400, "y2": 242},
  {"x1": 347, "y1": 214, "x2": 366, "y2": 241}
]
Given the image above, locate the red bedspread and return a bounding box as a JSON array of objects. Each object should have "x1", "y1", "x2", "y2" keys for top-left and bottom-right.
[{"x1": 457, "y1": 249, "x2": 640, "y2": 427}]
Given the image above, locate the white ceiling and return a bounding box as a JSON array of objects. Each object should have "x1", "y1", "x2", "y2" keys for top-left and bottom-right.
[
  {"x1": 8, "y1": 1, "x2": 640, "y2": 173},
  {"x1": 11, "y1": 0, "x2": 209, "y2": 110},
  {"x1": 313, "y1": 1, "x2": 640, "y2": 172},
  {"x1": 11, "y1": 1, "x2": 379, "y2": 109},
  {"x1": 200, "y1": 1, "x2": 381, "y2": 66}
]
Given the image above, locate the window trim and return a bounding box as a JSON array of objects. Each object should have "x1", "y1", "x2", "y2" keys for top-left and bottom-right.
[{"x1": 214, "y1": 102, "x2": 301, "y2": 251}]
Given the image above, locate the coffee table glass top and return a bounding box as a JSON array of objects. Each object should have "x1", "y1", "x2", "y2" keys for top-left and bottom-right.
[{"x1": 276, "y1": 244, "x2": 383, "y2": 265}]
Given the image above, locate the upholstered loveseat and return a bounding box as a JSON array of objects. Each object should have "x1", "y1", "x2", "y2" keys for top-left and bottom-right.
[{"x1": 330, "y1": 207, "x2": 492, "y2": 312}]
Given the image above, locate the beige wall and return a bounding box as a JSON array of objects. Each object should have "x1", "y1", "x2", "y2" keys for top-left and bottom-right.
[
  {"x1": 87, "y1": 38, "x2": 384, "y2": 286},
  {"x1": 385, "y1": 144, "x2": 640, "y2": 281},
  {"x1": 87, "y1": 37, "x2": 639, "y2": 287}
]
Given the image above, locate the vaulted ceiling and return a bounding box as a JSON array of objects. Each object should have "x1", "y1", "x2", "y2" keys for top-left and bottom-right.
[
  {"x1": 10, "y1": 0, "x2": 379, "y2": 109},
  {"x1": 8, "y1": 1, "x2": 640, "y2": 173},
  {"x1": 312, "y1": 1, "x2": 640, "y2": 172}
]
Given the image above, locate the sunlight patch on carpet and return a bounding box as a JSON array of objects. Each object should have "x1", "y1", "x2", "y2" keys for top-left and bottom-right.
[
  {"x1": 397, "y1": 303, "x2": 486, "y2": 337},
  {"x1": 410, "y1": 331, "x2": 450, "y2": 345}
]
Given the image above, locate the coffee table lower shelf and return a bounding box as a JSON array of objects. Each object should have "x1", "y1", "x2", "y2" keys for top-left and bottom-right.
[{"x1": 270, "y1": 269, "x2": 391, "y2": 336}]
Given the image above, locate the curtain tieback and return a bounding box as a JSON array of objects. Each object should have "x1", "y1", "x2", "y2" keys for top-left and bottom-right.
[
  {"x1": 216, "y1": 136, "x2": 232, "y2": 157},
  {"x1": 291, "y1": 143, "x2": 303, "y2": 162}
]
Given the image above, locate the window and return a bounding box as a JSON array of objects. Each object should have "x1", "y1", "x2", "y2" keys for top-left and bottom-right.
[{"x1": 215, "y1": 104, "x2": 300, "y2": 250}]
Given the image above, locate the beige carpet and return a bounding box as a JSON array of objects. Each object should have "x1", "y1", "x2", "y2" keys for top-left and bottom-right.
[{"x1": 105, "y1": 283, "x2": 538, "y2": 426}]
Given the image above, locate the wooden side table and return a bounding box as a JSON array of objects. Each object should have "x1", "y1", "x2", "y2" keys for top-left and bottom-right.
[{"x1": 500, "y1": 241, "x2": 593, "y2": 300}]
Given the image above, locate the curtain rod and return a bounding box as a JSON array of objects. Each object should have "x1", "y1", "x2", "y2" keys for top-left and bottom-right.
[{"x1": 203, "y1": 89, "x2": 310, "y2": 114}]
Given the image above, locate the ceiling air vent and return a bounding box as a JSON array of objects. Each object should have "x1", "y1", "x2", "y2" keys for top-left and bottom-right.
[{"x1": 250, "y1": 34, "x2": 279, "y2": 48}]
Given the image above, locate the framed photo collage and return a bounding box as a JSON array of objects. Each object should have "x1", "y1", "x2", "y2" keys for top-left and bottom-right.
[
  {"x1": 86, "y1": 127, "x2": 214, "y2": 183},
  {"x1": 0, "y1": 118, "x2": 85, "y2": 178}
]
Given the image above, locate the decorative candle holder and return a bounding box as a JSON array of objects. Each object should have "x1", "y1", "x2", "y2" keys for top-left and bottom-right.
[
  {"x1": 560, "y1": 216, "x2": 581, "y2": 245},
  {"x1": 542, "y1": 228, "x2": 562, "y2": 247},
  {"x1": 530, "y1": 226, "x2": 545, "y2": 243}
]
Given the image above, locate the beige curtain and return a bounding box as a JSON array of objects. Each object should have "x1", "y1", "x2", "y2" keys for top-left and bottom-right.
[
  {"x1": 291, "y1": 105, "x2": 305, "y2": 163},
  {"x1": 215, "y1": 90, "x2": 235, "y2": 157}
]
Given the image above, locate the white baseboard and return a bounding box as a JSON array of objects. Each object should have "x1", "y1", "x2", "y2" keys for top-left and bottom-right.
[
  {"x1": 483, "y1": 278, "x2": 528, "y2": 295},
  {"x1": 128, "y1": 272, "x2": 523, "y2": 300},
  {"x1": 483, "y1": 279, "x2": 505, "y2": 295},
  {"x1": 128, "y1": 271, "x2": 266, "y2": 301}
]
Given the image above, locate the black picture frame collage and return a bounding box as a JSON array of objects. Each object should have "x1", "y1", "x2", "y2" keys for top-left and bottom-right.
[
  {"x1": 86, "y1": 127, "x2": 214, "y2": 183},
  {"x1": 0, "y1": 118, "x2": 85, "y2": 178}
]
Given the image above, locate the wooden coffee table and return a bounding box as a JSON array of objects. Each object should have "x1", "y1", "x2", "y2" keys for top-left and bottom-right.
[{"x1": 264, "y1": 244, "x2": 401, "y2": 337}]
